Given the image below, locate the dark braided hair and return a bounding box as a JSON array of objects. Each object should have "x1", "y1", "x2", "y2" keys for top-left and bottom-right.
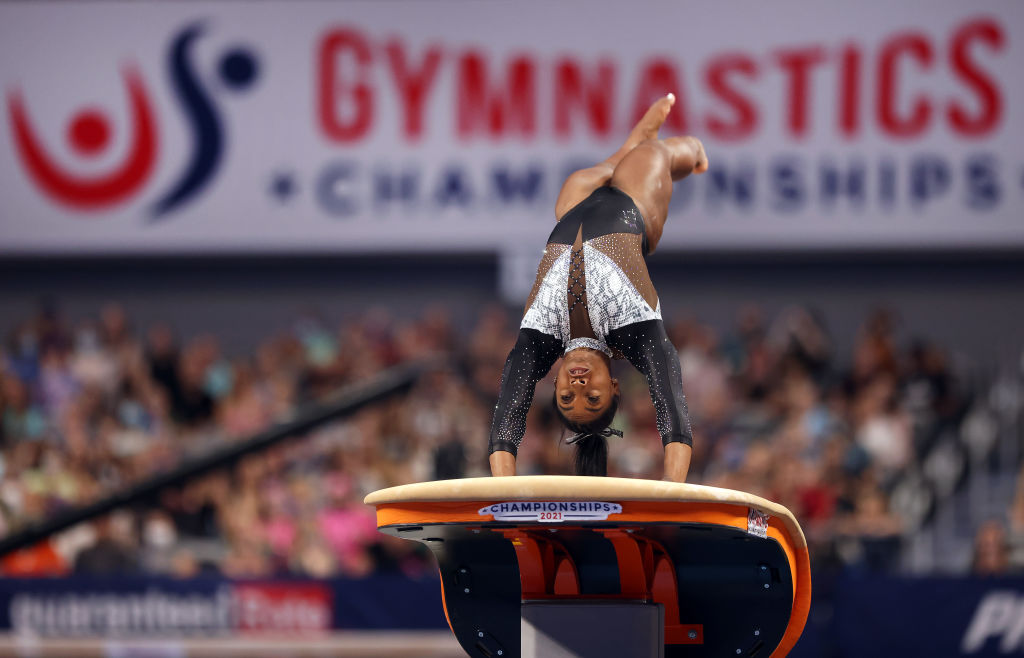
[{"x1": 552, "y1": 392, "x2": 621, "y2": 476}]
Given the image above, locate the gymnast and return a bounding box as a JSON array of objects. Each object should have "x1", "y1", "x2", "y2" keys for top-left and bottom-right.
[{"x1": 488, "y1": 94, "x2": 708, "y2": 483}]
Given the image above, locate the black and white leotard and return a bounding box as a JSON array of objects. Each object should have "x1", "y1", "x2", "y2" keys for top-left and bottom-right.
[{"x1": 488, "y1": 186, "x2": 693, "y2": 457}]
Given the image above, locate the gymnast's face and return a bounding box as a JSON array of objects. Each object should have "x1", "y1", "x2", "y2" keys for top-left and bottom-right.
[{"x1": 555, "y1": 349, "x2": 619, "y2": 424}]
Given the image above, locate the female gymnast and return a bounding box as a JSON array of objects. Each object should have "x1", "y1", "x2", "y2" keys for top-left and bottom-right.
[{"x1": 488, "y1": 94, "x2": 708, "y2": 483}]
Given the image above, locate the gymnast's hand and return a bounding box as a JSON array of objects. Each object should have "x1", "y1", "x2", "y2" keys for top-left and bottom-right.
[{"x1": 489, "y1": 451, "x2": 516, "y2": 477}]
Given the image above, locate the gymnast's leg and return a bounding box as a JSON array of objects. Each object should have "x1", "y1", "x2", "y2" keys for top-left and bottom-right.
[
  {"x1": 609, "y1": 136, "x2": 708, "y2": 254},
  {"x1": 554, "y1": 94, "x2": 677, "y2": 220},
  {"x1": 610, "y1": 135, "x2": 707, "y2": 482}
]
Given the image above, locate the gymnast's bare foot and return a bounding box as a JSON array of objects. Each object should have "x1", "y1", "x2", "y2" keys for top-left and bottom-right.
[
  {"x1": 605, "y1": 94, "x2": 676, "y2": 167},
  {"x1": 629, "y1": 94, "x2": 675, "y2": 146},
  {"x1": 664, "y1": 136, "x2": 709, "y2": 180},
  {"x1": 555, "y1": 94, "x2": 680, "y2": 219}
]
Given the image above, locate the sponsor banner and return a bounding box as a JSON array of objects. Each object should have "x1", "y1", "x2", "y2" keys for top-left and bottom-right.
[
  {"x1": 479, "y1": 501, "x2": 623, "y2": 523},
  {"x1": 0, "y1": 1, "x2": 1022, "y2": 254},
  {"x1": 0, "y1": 575, "x2": 444, "y2": 636},
  {"x1": 231, "y1": 582, "x2": 330, "y2": 634},
  {"x1": 0, "y1": 571, "x2": 1022, "y2": 655},
  {"x1": 819, "y1": 575, "x2": 1024, "y2": 657},
  {"x1": 4, "y1": 580, "x2": 329, "y2": 636}
]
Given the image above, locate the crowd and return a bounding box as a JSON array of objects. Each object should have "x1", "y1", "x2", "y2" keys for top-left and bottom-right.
[{"x1": 0, "y1": 299, "x2": 1016, "y2": 578}]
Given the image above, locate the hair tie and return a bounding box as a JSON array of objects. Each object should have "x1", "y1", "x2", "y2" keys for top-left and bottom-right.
[{"x1": 566, "y1": 427, "x2": 623, "y2": 445}]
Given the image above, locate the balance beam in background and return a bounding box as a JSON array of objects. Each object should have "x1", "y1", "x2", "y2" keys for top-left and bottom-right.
[
  {"x1": 366, "y1": 476, "x2": 812, "y2": 658},
  {"x1": 0, "y1": 359, "x2": 437, "y2": 558}
]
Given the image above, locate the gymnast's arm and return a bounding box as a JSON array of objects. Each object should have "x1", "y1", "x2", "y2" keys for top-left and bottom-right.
[
  {"x1": 488, "y1": 328, "x2": 562, "y2": 476},
  {"x1": 606, "y1": 320, "x2": 693, "y2": 482}
]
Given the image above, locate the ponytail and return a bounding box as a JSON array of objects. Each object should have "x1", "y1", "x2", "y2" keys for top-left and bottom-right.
[
  {"x1": 553, "y1": 392, "x2": 621, "y2": 477},
  {"x1": 573, "y1": 433, "x2": 609, "y2": 476}
]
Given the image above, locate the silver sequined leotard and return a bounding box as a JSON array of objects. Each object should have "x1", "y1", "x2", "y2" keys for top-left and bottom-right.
[{"x1": 488, "y1": 186, "x2": 693, "y2": 457}]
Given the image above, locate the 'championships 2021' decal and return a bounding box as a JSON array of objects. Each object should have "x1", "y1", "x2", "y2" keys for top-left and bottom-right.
[
  {"x1": 7, "y1": 21, "x2": 258, "y2": 218},
  {"x1": 480, "y1": 501, "x2": 623, "y2": 523}
]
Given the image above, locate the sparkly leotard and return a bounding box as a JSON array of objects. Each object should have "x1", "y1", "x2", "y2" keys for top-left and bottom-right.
[{"x1": 488, "y1": 186, "x2": 692, "y2": 457}]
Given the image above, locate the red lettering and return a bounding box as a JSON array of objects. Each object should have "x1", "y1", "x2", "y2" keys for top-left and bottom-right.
[
  {"x1": 554, "y1": 58, "x2": 615, "y2": 139},
  {"x1": 704, "y1": 54, "x2": 758, "y2": 140},
  {"x1": 385, "y1": 41, "x2": 443, "y2": 140},
  {"x1": 631, "y1": 59, "x2": 686, "y2": 133},
  {"x1": 948, "y1": 19, "x2": 1004, "y2": 137},
  {"x1": 877, "y1": 32, "x2": 933, "y2": 138},
  {"x1": 775, "y1": 47, "x2": 826, "y2": 138},
  {"x1": 318, "y1": 28, "x2": 374, "y2": 143},
  {"x1": 839, "y1": 44, "x2": 861, "y2": 138},
  {"x1": 457, "y1": 53, "x2": 536, "y2": 139}
]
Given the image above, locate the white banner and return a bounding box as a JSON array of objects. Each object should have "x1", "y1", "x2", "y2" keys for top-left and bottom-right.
[{"x1": 0, "y1": 1, "x2": 1022, "y2": 254}]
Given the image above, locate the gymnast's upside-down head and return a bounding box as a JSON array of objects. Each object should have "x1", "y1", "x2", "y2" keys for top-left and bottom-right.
[{"x1": 552, "y1": 347, "x2": 620, "y2": 476}]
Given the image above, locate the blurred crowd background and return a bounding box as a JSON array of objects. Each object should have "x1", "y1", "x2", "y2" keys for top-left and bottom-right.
[
  {"x1": 2, "y1": 298, "x2": 1020, "y2": 580},
  {"x1": 2, "y1": 2, "x2": 1023, "y2": 655}
]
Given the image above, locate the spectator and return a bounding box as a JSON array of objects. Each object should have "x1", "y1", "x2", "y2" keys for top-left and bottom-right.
[
  {"x1": 1007, "y1": 465, "x2": 1024, "y2": 571},
  {"x1": 0, "y1": 300, "x2": 987, "y2": 579},
  {"x1": 836, "y1": 485, "x2": 903, "y2": 572},
  {"x1": 74, "y1": 513, "x2": 139, "y2": 575},
  {"x1": 972, "y1": 520, "x2": 1010, "y2": 576}
]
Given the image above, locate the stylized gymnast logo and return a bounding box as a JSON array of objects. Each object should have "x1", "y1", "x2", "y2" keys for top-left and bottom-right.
[{"x1": 7, "y1": 21, "x2": 259, "y2": 218}]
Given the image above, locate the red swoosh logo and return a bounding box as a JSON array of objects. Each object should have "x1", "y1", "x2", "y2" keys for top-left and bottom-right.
[{"x1": 8, "y1": 66, "x2": 158, "y2": 210}]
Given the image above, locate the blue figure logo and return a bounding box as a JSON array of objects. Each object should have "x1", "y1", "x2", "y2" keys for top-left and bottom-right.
[{"x1": 151, "y1": 22, "x2": 259, "y2": 219}]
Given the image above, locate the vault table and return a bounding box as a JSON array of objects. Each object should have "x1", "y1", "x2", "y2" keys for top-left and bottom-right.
[{"x1": 365, "y1": 476, "x2": 811, "y2": 657}]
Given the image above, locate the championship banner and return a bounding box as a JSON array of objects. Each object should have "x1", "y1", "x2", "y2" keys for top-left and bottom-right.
[{"x1": 0, "y1": 1, "x2": 1022, "y2": 254}]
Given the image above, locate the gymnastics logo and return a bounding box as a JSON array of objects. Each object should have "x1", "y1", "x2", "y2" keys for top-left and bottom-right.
[{"x1": 6, "y1": 21, "x2": 259, "y2": 219}]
